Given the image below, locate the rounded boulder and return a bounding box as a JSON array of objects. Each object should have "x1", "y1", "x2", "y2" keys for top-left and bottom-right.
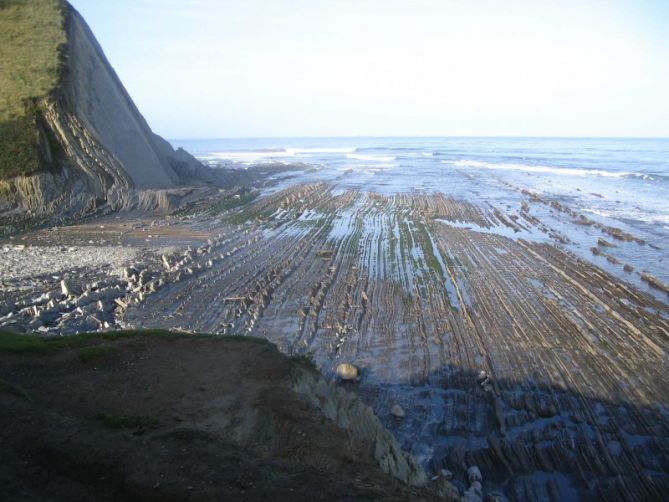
[{"x1": 336, "y1": 363, "x2": 359, "y2": 381}]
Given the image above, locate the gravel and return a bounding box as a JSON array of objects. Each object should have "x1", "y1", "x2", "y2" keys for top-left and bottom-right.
[{"x1": 0, "y1": 245, "x2": 138, "y2": 281}]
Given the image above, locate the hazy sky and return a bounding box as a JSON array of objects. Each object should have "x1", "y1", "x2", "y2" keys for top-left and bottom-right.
[{"x1": 70, "y1": 0, "x2": 669, "y2": 138}]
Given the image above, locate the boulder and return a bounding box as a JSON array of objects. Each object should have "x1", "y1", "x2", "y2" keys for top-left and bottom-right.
[
  {"x1": 467, "y1": 465, "x2": 482, "y2": 483},
  {"x1": 464, "y1": 490, "x2": 483, "y2": 502},
  {"x1": 436, "y1": 476, "x2": 461, "y2": 499},
  {"x1": 336, "y1": 363, "x2": 359, "y2": 381},
  {"x1": 469, "y1": 481, "x2": 483, "y2": 495},
  {"x1": 440, "y1": 469, "x2": 453, "y2": 480},
  {"x1": 390, "y1": 404, "x2": 406, "y2": 418}
]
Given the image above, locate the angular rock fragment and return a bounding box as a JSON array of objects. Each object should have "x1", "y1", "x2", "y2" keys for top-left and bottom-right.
[{"x1": 60, "y1": 279, "x2": 78, "y2": 297}]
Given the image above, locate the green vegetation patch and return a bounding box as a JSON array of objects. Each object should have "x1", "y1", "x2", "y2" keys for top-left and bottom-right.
[
  {"x1": 94, "y1": 412, "x2": 159, "y2": 430},
  {"x1": 0, "y1": 0, "x2": 66, "y2": 178},
  {"x1": 0, "y1": 330, "x2": 50, "y2": 354},
  {"x1": 0, "y1": 329, "x2": 176, "y2": 355},
  {"x1": 414, "y1": 221, "x2": 444, "y2": 277},
  {"x1": 0, "y1": 329, "x2": 278, "y2": 355},
  {"x1": 208, "y1": 190, "x2": 259, "y2": 216},
  {"x1": 290, "y1": 351, "x2": 316, "y2": 369},
  {"x1": 221, "y1": 333, "x2": 277, "y2": 348},
  {"x1": 223, "y1": 206, "x2": 263, "y2": 225},
  {"x1": 0, "y1": 378, "x2": 32, "y2": 400},
  {"x1": 77, "y1": 346, "x2": 112, "y2": 362}
]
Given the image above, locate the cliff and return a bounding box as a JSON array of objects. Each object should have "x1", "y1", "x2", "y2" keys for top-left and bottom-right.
[{"x1": 0, "y1": 0, "x2": 214, "y2": 227}]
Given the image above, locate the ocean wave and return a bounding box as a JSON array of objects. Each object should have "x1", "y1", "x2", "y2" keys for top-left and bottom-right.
[
  {"x1": 583, "y1": 207, "x2": 669, "y2": 226},
  {"x1": 367, "y1": 163, "x2": 399, "y2": 170},
  {"x1": 202, "y1": 150, "x2": 295, "y2": 162},
  {"x1": 196, "y1": 146, "x2": 357, "y2": 162},
  {"x1": 347, "y1": 153, "x2": 397, "y2": 162},
  {"x1": 287, "y1": 147, "x2": 357, "y2": 154},
  {"x1": 627, "y1": 172, "x2": 669, "y2": 183},
  {"x1": 449, "y1": 160, "x2": 631, "y2": 178},
  {"x1": 358, "y1": 146, "x2": 414, "y2": 152}
]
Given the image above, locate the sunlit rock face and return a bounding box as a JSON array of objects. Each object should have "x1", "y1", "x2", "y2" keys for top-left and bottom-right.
[
  {"x1": 109, "y1": 184, "x2": 667, "y2": 501},
  {"x1": 0, "y1": 1, "x2": 208, "y2": 227}
]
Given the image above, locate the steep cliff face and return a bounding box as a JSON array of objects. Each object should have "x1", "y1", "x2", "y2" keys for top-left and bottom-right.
[
  {"x1": 61, "y1": 7, "x2": 181, "y2": 189},
  {"x1": 0, "y1": 0, "x2": 208, "y2": 226}
]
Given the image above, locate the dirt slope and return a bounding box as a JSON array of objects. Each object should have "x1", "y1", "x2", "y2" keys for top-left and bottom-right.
[{"x1": 0, "y1": 331, "x2": 455, "y2": 501}]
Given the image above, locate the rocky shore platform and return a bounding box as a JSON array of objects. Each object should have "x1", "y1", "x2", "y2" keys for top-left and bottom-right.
[{"x1": 1, "y1": 183, "x2": 668, "y2": 501}]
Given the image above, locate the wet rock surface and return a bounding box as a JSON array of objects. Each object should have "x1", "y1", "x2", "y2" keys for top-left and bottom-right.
[{"x1": 2, "y1": 184, "x2": 668, "y2": 501}]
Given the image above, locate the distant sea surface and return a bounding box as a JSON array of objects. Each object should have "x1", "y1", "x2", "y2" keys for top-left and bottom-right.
[{"x1": 171, "y1": 137, "x2": 669, "y2": 297}]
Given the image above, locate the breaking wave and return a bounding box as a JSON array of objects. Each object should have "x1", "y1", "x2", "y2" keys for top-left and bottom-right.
[
  {"x1": 347, "y1": 153, "x2": 397, "y2": 162},
  {"x1": 450, "y1": 160, "x2": 631, "y2": 178}
]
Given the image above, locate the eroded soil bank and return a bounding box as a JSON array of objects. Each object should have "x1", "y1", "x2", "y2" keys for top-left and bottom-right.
[{"x1": 0, "y1": 330, "x2": 452, "y2": 501}]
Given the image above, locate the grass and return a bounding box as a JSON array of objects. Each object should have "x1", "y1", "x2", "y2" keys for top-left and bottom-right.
[
  {"x1": 0, "y1": 378, "x2": 32, "y2": 400},
  {"x1": 94, "y1": 412, "x2": 159, "y2": 430},
  {"x1": 0, "y1": 329, "x2": 278, "y2": 356},
  {"x1": 220, "y1": 333, "x2": 276, "y2": 348},
  {"x1": 0, "y1": 329, "x2": 188, "y2": 354},
  {"x1": 0, "y1": 0, "x2": 66, "y2": 178},
  {"x1": 208, "y1": 190, "x2": 258, "y2": 216},
  {"x1": 77, "y1": 346, "x2": 112, "y2": 362},
  {"x1": 0, "y1": 330, "x2": 50, "y2": 354},
  {"x1": 291, "y1": 351, "x2": 316, "y2": 369},
  {"x1": 223, "y1": 206, "x2": 263, "y2": 225}
]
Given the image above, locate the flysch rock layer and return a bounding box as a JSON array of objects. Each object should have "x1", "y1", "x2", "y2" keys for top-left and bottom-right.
[
  {"x1": 0, "y1": 1, "x2": 218, "y2": 227},
  {"x1": 4, "y1": 185, "x2": 669, "y2": 500}
]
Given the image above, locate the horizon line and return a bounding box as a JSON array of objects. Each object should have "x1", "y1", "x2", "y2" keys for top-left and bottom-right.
[{"x1": 168, "y1": 134, "x2": 669, "y2": 141}]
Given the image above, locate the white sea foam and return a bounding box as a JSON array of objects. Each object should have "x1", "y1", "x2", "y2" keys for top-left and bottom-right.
[
  {"x1": 584, "y1": 207, "x2": 669, "y2": 226},
  {"x1": 197, "y1": 146, "x2": 356, "y2": 163},
  {"x1": 201, "y1": 150, "x2": 295, "y2": 163},
  {"x1": 287, "y1": 147, "x2": 356, "y2": 154},
  {"x1": 347, "y1": 153, "x2": 397, "y2": 162},
  {"x1": 450, "y1": 160, "x2": 631, "y2": 178},
  {"x1": 583, "y1": 208, "x2": 615, "y2": 219},
  {"x1": 367, "y1": 163, "x2": 398, "y2": 170}
]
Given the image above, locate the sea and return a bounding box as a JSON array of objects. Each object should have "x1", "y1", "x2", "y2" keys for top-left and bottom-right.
[{"x1": 170, "y1": 137, "x2": 669, "y2": 303}]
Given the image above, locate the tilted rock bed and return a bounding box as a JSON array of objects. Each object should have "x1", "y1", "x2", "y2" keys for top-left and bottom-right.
[{"x1": 3, "y1": 185, "x2": 669, "y2": 500}]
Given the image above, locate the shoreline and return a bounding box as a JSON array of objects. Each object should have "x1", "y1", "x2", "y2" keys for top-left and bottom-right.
[{"x1": 1, "y1": 181, "x2": 668, "y2": 499}]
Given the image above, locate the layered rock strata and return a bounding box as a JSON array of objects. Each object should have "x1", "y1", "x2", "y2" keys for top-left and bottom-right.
[{"x1": 0, "y1": 1, "x2": 217, "y2": 227}]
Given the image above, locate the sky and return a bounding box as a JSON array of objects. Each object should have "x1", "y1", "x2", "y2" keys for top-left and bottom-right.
[{"x1": 69, "y1": 0, "x2": 669, "y2": 139}]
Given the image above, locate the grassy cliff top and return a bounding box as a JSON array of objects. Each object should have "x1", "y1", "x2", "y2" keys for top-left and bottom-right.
[{"x1": 0, "y1": 0, "x2": 66, "y2": 179}]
